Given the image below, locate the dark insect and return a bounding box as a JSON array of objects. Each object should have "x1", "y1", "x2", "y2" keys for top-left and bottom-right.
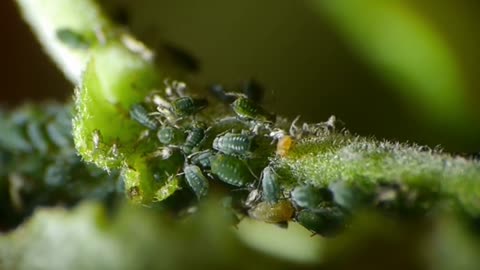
[
  {"x1": 184, "y1": 165, "x2": 209, "y2": 199},
  {"x1": 171, "y1": 97, "x2": 208, "y2": 117},
  {"x1": 189, "y1": 150, "x2": 214, "y2": 170},
  {"x1": 56, "y1": 28, "x2": 90, "y2": 49},
  {"x1": 210, "y1": 154, "x2": 256, "y2": 187},
  {"x1": 295, "y1": 205, "x2": 347, "y2": 237},
  {"x1": 291, "y1": 185, "x2": 333, "y2": 210},
  {"x1": 261, "y1": 166, "x2": 281, "y2": 204},
  {"x1": 130, "y1": 103, "x2": 158, "y2": 130},
  {"x1": 248, "y1": 200, "x2": 294, "y2": 224},
  {"x1": 241, "y1": 79, "x2": 264, "y2": 104},
  {"x1": 231, "y1": 97, "x2": 275, "y2": 123},
  {"x1": 182, "y1": 126, "x2": 205, "y2": 154},
  {"x1": 213, "y1": 132, "x2": 254, "y2": 156},
  {"x1": 162, "y1": 43, "x2": 200, "y2": 73}
]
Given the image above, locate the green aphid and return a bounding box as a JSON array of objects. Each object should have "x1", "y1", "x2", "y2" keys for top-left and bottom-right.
[
  {"x1": 184, "y1": 165, "x2": 209, "y2": 200},
  {"x1": 261, "y1": 166, "x2": 281, "y2": 204},
  {"x1": 171, "y1": 97, "x2": 208, "y2": 117},
  {"x1": 130, "y1": 103, "x2": 158, "y2": 130},
  {"x1": 182, "y1": 126, "x2": 205, "y2": 154},
  {"x1": 189, "y1": 150, "x2": 214, "y2": 169},
  {"x1": 56, "y1": 28, "x2": 90, "y2": 49},
  {"x1": 46, "y1": 121, "x2": 71, "y2": 148},
  {"x1": 295, "y1": 206, "x2": 347, "y2": 237},
  {"x1": 291, "y1": 185, "x2": 333, "y2": 210},
  {"x1": 248, "y1": 200, "x2": 295, "y2": 224},
  {"x1": 157, "y1": 126, "x2": 185, "y2": 145},
  {"x1": 210, "y1": 154, "x2": 256, "y2": 187},
  {"x1": 212, "y1": 132, "x2": 253, "y2": 156},
  {"x1": 231, "y1": 97, "x2": 274, "y2": 122}
]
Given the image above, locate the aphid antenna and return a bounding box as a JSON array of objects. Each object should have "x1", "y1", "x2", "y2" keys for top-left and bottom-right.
[
  {"x1": 186, "y1": 149, "x2": 211, "y2": 160},
  {"x1": 289, "y1": 115, "x2": 302, "y2": 138}
]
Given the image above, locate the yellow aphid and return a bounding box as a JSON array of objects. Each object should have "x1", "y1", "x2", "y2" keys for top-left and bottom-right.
[
  {"x1": 276, "y1": 135, "x2": 293, "y2": 157},
  {"x1": 248, "y1": 200, "x2": 295, "y2": 223}
]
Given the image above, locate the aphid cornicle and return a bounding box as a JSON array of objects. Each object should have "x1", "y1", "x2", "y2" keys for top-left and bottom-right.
[
  {"x1": 261, "y1": 166, "x2": 281, "y2": 204},
  {"x1": 182, "y1": 126, "x2": 205, "y2": 154},
  {"x1": 210, "y1": 154, "x2": 256, "y2": 187},
  {"x1": 130, "y1": 103, "x2": 158, "y2": 130},
  {"x1": 295, "y1": 206, "x2": 346, "y2": 237},
  {"x1": 171, "y1": 97, "x2": 208, "y2": 117},
  {"x1": 212, "y1": 132, "x2": 253, "y2": 156},
  {"x1": 184, "y1": 165, "x2": 209, "y2": 199},
  {"x1": 189, "y1": 150, "x2": 214, "y2": 169},
  {"x1": 291, "y1": 185, "x2": 333, "y2": 210},
  {"x1": 231, "y1": 97, "x2": 275, "y2": 123},
  {"x1": 248, "y1": 200, "x2": 295, "y2": 224}
]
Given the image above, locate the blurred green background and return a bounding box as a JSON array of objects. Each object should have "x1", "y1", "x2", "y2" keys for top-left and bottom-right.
[{"x1": 2, "y1": 0, "x2": 479, "y2": 152}]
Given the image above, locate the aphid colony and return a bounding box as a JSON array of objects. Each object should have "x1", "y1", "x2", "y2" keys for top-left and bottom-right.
[{"x1": 128, "y1": 80, "x2": 348, "y2": 236}]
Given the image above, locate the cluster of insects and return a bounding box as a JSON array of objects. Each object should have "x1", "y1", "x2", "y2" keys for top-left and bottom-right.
[
  {"x1": 0, "y1": 104, "x2": 122, "y2": 230},
  {"x1": 127, "y1": 80, "x2": 349, "y2": 236}
]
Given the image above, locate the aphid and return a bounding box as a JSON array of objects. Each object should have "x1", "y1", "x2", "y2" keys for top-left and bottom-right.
[
  {"x1": 171, "y1": 97, "x2": 208, "y2": 117},
  {"x1": 276, "y1": 135, "x2": 293, "y2": 157},
  {"x1": 26, "y1": 121, "x2": 48, "y2": 154},
  {"x1": 291, "y1": 185, "x2": 333, "y2": 210},
  {"x1": 212, "y1": 132, "x2": 253, "y2": 156},
  {"x1": 157, "y1": 126, "x2": 185, "y2": 145},
  {"x1": 46, "y1": 121, "x2": 71, "y2": 147},
  {"x1": 210, "y1": 154, "x2": 256, "y2": 187},
  {"x1": 245, "y1": 189, "x2": 262, "y2": 208},
  {"x1": 184, "y1": 165, "x2": 209, "y2": 199},
  {"x1": 248, "y1": 200, "x2": 295, "y2": 224},
  {"x1": 295, "y1": 206, "x2": 346, "y2": 237},
  {"x1": 130, "y1": 103, "x2": 158, "y2": 130},
  {"x1": 189, "y1": 150, "x2": 214, "y2": 169},
  {"x1": 182, "y1": 126, "x2": 205, "y2": 154},
  {"x1": 261, "y1": 166, "x2": 281, "y2": 204},
  {"x1": 231, "y1": 97, "x2": 275, "y2": 123},
  {"x1": 56, "y1": 28, "x2": 90, "y2": 49}
]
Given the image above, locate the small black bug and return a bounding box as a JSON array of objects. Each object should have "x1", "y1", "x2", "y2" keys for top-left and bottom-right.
[{"x1": 241, "y1": 79, "x2": 264, "y2": 104}]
